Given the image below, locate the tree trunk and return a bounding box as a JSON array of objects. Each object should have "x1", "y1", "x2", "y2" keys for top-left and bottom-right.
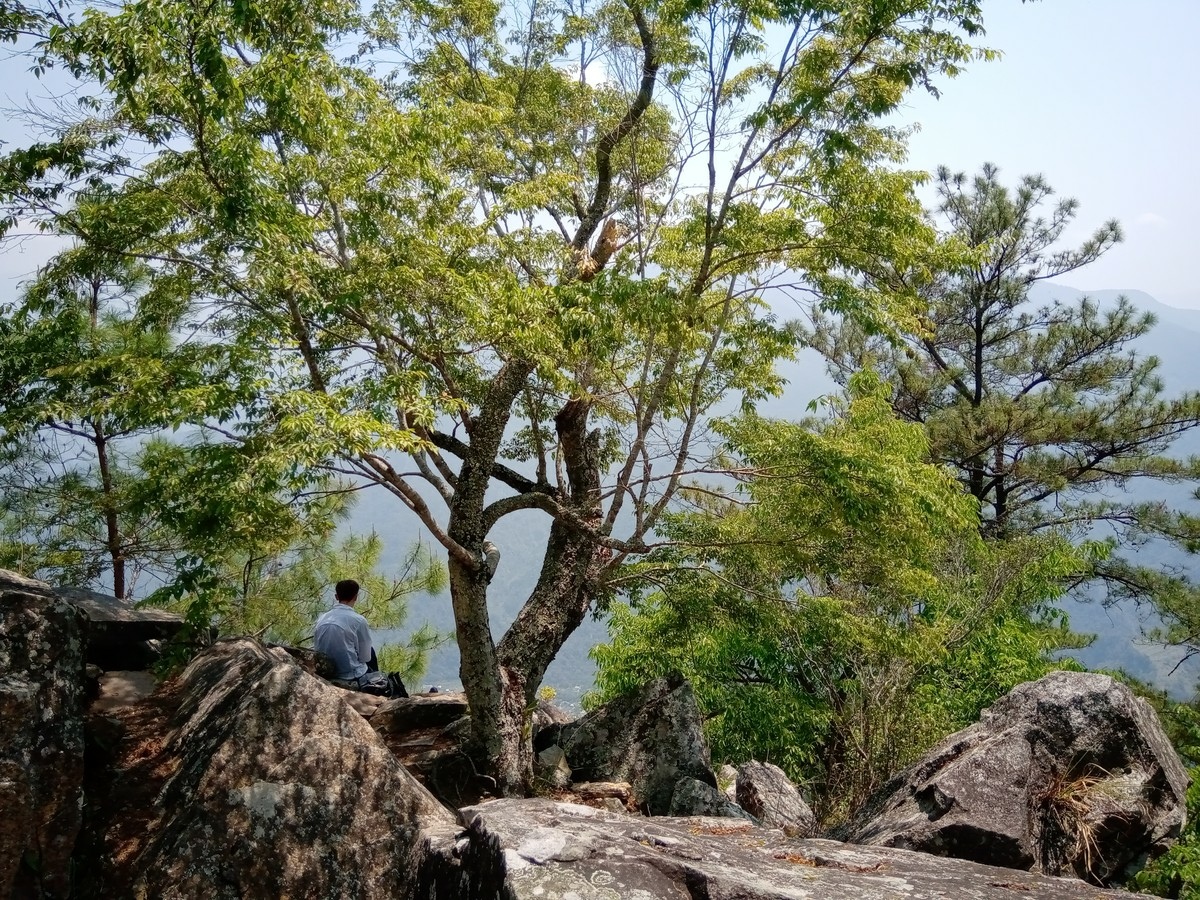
[
  {"x1": 92, "y1": 418, "x2": 125, "y2": 600},
  {"x1": 968, "y1": 458, "x2": 985, "y2": 506},
  {"x1": 445, "y1": 360, "x2": 536, "y2": 796},
  {"x1": 448, "y1": 554, "x2": 530, "y2": 796},
  {"x1": 993, "y1": 481, "x2": 1008, "y2": 536},
  {"x1": 499, "y1": 396, "x2": 605, "y2": 701},
  {"x1": 454, "y1": 393, "x2": 607, "y2": 795},
  {"x1": 498, "y1": 521, "x2": 604, "y2": 705}
]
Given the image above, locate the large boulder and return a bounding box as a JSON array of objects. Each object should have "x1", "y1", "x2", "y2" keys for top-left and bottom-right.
[
  {"x1": 449, "y1": 797, "x2": 1140, "y2": 899},
  {"x1": 843, "y1": 671, "x2": 1190, "y2": 884},
  {"x1": 0, "y1": 569, "x2": 88, "y2": 900},
  {"x1": 555, "y1": 674, "x2": 716, "y2": 815},
  {"x1": 737, "y1": 760, "x2": 817, "y2": 836},
  {"x1": 116, "y1": 638, "x2": 459, "y2": 899}
]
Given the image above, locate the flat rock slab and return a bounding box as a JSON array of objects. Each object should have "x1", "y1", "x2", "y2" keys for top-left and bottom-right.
[
  {"x1": 58, "y1": 585, "x2": 183, "y2": 629},
  {"x1": 91, "y1": 670, "x2": 160, "y2": 713},
  {"x1": 372, "y1": 692, "x2": 469, "y2": 733},
  {"x1": 58, "y1": 586, "x2": 184, "y2": 669},
  {"x1": 458, "y1": 798, "x2": 1139, "y2": 900}
]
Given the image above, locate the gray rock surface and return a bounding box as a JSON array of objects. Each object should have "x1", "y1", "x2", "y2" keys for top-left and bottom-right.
[
  {"x1": 844, "y1": 671, "x2": 1190, "y2": 884},
  {"x1": 453, "y1": 797, "x2": 1140, "y2": 899},
  {"x1": 0, "y1": 569, "x2": 87, "y2": 900},
  {"x1": 558, "y1": 673, "x2": 716, "y2": 815},
  {"x1": 737, "y1": 760, "x2": 817, "y2": 835},
  {"x1": 125, "y1": 638, "x2": 459, "y2": 899},
  {"x1": 669, "y1": 775, "x2": 756, "y2": 820}
]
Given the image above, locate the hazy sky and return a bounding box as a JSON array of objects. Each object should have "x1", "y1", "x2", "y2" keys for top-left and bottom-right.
[
  {"x1": 895, "y1": 0, "x2": 1200, "y2": 308},
  {"x1": 1, "y1": 0, "x2": 1196, "y2": 306}
]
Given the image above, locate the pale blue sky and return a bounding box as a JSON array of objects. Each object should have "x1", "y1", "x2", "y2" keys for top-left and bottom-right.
[
  {"x1": 895, "y1": 0, "x2": 1199, "y2": 308},
  {"x1": 1, "y1": 0, "x2": 1196, "y2": 306}
]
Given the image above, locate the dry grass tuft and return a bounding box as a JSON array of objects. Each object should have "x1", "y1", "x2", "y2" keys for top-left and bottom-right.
[{"x1": 1034, "y1": 761, "x2": 1135, "y2": 884}]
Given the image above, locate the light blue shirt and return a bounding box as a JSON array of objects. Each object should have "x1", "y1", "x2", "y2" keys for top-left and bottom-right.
[{"x1": 314, "y1": 602, "x2": 374, "y2": 681}]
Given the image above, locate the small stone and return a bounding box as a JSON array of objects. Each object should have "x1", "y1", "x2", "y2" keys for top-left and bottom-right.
[
  {"x1": 536, "y1": 745, "x2": 573, "y2": 790},
  {"x1": 669, "y1": 776, "x2": 756, "y2": 820},
  {"x1": 735, "y1": 761, "x2": 815, "y2": 835}
]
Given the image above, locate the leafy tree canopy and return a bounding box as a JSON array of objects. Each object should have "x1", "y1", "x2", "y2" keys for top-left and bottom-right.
[
  {"x1": 1, "y1": 0, "x2": 999, "y2": 791},
  {"x1": 0, "y1": 232, "x2": 446, "y2": 674}
]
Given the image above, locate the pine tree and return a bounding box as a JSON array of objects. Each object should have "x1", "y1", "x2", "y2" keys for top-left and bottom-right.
[{"x1": 810, "y1": 164, "x2": 1200, "y2": 654}]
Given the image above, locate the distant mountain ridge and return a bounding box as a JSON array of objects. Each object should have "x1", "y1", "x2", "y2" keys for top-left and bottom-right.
[{"x1": 356, "y1": 284, "x2": 1200, "y2": 705}]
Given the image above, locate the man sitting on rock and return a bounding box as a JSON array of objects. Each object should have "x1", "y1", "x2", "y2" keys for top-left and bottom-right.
[{"x1": 314, "y1": 579, "x2": 407, "y2": 698}]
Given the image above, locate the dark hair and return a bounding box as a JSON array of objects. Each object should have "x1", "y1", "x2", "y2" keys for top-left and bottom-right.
[{"x1": 335, "y1": 579, "x2": 360, "y2": 602}]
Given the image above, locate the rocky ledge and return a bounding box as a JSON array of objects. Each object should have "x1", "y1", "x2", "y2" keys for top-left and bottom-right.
[
  {"x1": 447, "y1": 798, "x2": 1140, "y2": 899},
  {"x1": 0, "y1": 568, "x2": 1188, "y2": 899}
]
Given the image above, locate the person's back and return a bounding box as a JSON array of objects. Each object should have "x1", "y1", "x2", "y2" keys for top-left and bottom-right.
[
  {"x1": 313, "y1": 579, "x2": 406, "y2": 698},
  {"x1": 314, "y1": 601, "x2": 371, "y2": 682}
]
